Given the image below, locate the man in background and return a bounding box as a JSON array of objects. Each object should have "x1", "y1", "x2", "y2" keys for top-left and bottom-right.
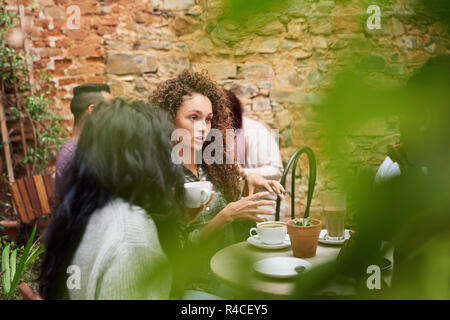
[{"x1": 55, "y1": 84, "x2": 112, "y2": 202}]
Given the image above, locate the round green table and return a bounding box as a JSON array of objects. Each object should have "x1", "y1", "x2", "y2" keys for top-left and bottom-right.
[
  {"x1": 210, "y1": 240, "x2": 394, "y2": 298},
  {"x1": 210, "y1": 241, "x2": 347, "y2": 298}
]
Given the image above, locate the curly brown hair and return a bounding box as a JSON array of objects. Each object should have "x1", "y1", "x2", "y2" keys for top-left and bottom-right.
[{"x1": 151, "y1": 69, "x2": 241, "y2": 202}]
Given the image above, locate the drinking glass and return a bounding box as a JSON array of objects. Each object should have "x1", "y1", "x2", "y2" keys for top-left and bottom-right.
[{"x1": 321, "y1": 191, "x2": 346, "y2": 240}]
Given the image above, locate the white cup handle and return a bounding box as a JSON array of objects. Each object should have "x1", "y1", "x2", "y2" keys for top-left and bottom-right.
[
  {"x1": 200, "y1": 189, "x2": 211, "y2": 204},
  {"x1": 249, "y1": 227, "x2": 258, "y2": 238}
]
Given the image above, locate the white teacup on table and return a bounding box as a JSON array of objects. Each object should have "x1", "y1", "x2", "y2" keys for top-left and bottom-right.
[
  {"x1": 184, "y1": 181, "x2": 212, "y2": 208},
  {"x1": 249, "y1": 221, "x2": 287, "y2": 245}
]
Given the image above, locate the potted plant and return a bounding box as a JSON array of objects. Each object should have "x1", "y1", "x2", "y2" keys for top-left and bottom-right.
[{"x1": 287, "y1": 217, "x2": 322, "y2": 258}]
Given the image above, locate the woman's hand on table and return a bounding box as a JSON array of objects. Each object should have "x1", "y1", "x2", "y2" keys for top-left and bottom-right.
[
  {"x1": 219, "y1": 191, "x2": 276, "y2": 224},
  {"x1": 245, "y1": 173, "x2": 285, "y2": 199}
]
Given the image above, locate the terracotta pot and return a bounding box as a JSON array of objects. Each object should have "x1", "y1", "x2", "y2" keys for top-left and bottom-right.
[
  {"x1": 287, "y1": 218, "x2": 322, "y2": 258},
  {"x1": 0, "y1": 220, "x2": 19, "y2": 241}
]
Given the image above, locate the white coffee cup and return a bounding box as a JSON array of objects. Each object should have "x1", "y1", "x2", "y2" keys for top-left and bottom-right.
[
  {"x1": 184, "y1": 181, "x2": 212, "y2": 208},
  {"x1": 249, "y1": 221, "x2": 287, "y2": 245}
]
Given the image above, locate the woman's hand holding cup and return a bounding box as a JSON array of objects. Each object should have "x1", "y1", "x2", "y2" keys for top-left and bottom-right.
[{"x1": 182, "y1": 178, "x2": 214, "y2": 225}]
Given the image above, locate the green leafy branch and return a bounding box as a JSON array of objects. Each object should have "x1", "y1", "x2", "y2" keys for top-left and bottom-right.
[{"x1": 1, "y1": 225, "x2": 45, "y2": 299}]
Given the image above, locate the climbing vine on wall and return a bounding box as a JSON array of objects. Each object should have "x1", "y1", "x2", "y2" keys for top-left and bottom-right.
[{"x1": 1, "y1": 1, "x2": 65, "y2": 179}]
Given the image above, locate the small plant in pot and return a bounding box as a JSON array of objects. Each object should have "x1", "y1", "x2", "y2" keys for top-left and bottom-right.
[{"x1": 287, "y1": 217, "x2": 322, "y2": 258}]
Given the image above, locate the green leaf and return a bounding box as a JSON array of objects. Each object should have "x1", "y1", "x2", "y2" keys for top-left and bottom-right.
[
  {"x1": 293, "y1": 217, "x2": 312, "y2": 227},
  {"x1": 10, "y1": 249, "x2": 17, "y2": 284},
  {"x1": 8, "y1": 225, "x2": 37, "y2": 299},
  {"x1": 2, "y1": 244, "x2": 11, "y2": 294},
  {"x1": 25, "y1": 242, "x2": 44, "y2": 267}
]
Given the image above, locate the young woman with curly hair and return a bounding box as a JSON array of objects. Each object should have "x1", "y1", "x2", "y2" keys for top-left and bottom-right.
[{"x1": 151, "y1": 70, "x2": 284, "y2": 252}]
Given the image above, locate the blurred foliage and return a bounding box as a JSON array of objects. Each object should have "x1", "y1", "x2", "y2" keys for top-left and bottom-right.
[
  {"x1": 421, "y1": 0, "x2": 450, "y2": 26},
  {"x1": 221, "y1": 0, "x2": 290, "y2": 23},
  {"x1": 0, "y1": 226, "x2": 44, "y2": 300},
  {"x1": 288, "y1": 54, "x2": 450, "y2": 299},
  {"x1": 218, "y1": 0, "x2": 450, "y2": 31}
]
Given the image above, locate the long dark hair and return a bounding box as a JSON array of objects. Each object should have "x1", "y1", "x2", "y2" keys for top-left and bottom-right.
[
  {"x1": 39, "y1": 99, "x2": 185, "y2": 299},
  {"x1": 224, "y1": 89, "x2": 243, "y2": 131}
]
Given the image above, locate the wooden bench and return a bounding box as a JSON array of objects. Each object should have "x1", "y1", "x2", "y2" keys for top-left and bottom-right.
[
  {"x1": 9, "y1": 174, "x2": 55, "y2": 226},
  {"x1": 7, "y1": 175, "x2": 53, "y2": 300}
]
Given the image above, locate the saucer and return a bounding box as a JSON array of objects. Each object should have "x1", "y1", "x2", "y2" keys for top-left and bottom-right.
[
  {"x1": 247, "y1": 234, "x2": 291, "y2": 250},
  {"x1": 253, "y1": 257, "x2": 312, "y2": 279},
  {"x1": 318, "y1": 229, "x2": 351, "y2": 245}
]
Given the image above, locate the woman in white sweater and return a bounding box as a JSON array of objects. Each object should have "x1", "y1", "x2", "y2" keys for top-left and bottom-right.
[{"x1": 39, "y1": 99, "x2": 186, "y2": 299}]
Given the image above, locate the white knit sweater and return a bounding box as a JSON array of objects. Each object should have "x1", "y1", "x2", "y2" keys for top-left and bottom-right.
[{"x1": 67, "y1": 198, "x2": 172, "y2": 300}]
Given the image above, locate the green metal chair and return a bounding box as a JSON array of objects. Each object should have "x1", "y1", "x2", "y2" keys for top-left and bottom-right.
[{"x1": 275, "y1": 146, "x2": 317, "y2": 221}]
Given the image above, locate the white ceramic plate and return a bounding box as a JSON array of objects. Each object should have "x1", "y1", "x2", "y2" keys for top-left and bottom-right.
[
  {"x1": 253, "y1": 257, "x2": 312, "y2": 279},
  {"x1": 318, "y1": 229, "x2": 351, "y2": 245},
  {"x1": 247, "y1": 234, "x2": 291, "y2": 250}
]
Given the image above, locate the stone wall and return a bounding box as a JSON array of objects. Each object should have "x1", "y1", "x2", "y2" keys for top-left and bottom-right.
[{"x1": 10, "y1": 0, "x2": 449, "y2": 223}]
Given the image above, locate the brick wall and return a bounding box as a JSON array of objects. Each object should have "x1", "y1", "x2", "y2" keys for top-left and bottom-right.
[{"x1": 8, "y1": 0, "x2": 449, "y2": 222}]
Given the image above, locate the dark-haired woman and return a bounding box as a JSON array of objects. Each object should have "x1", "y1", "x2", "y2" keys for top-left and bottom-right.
[
  {"x1": 224, "y1": 89, "x2": 285, "y2": 221},
  {"x1": 40, "y1": 99, "x2": 186, "y2": 299}
]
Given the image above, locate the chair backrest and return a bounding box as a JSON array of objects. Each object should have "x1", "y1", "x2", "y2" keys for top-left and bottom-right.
[
  {"x1": 275, "y1": 147, "x2": 317, "y2": 221},
  {"x1": 9, "y1": 174, "x2": 55, "y2": 224}
]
